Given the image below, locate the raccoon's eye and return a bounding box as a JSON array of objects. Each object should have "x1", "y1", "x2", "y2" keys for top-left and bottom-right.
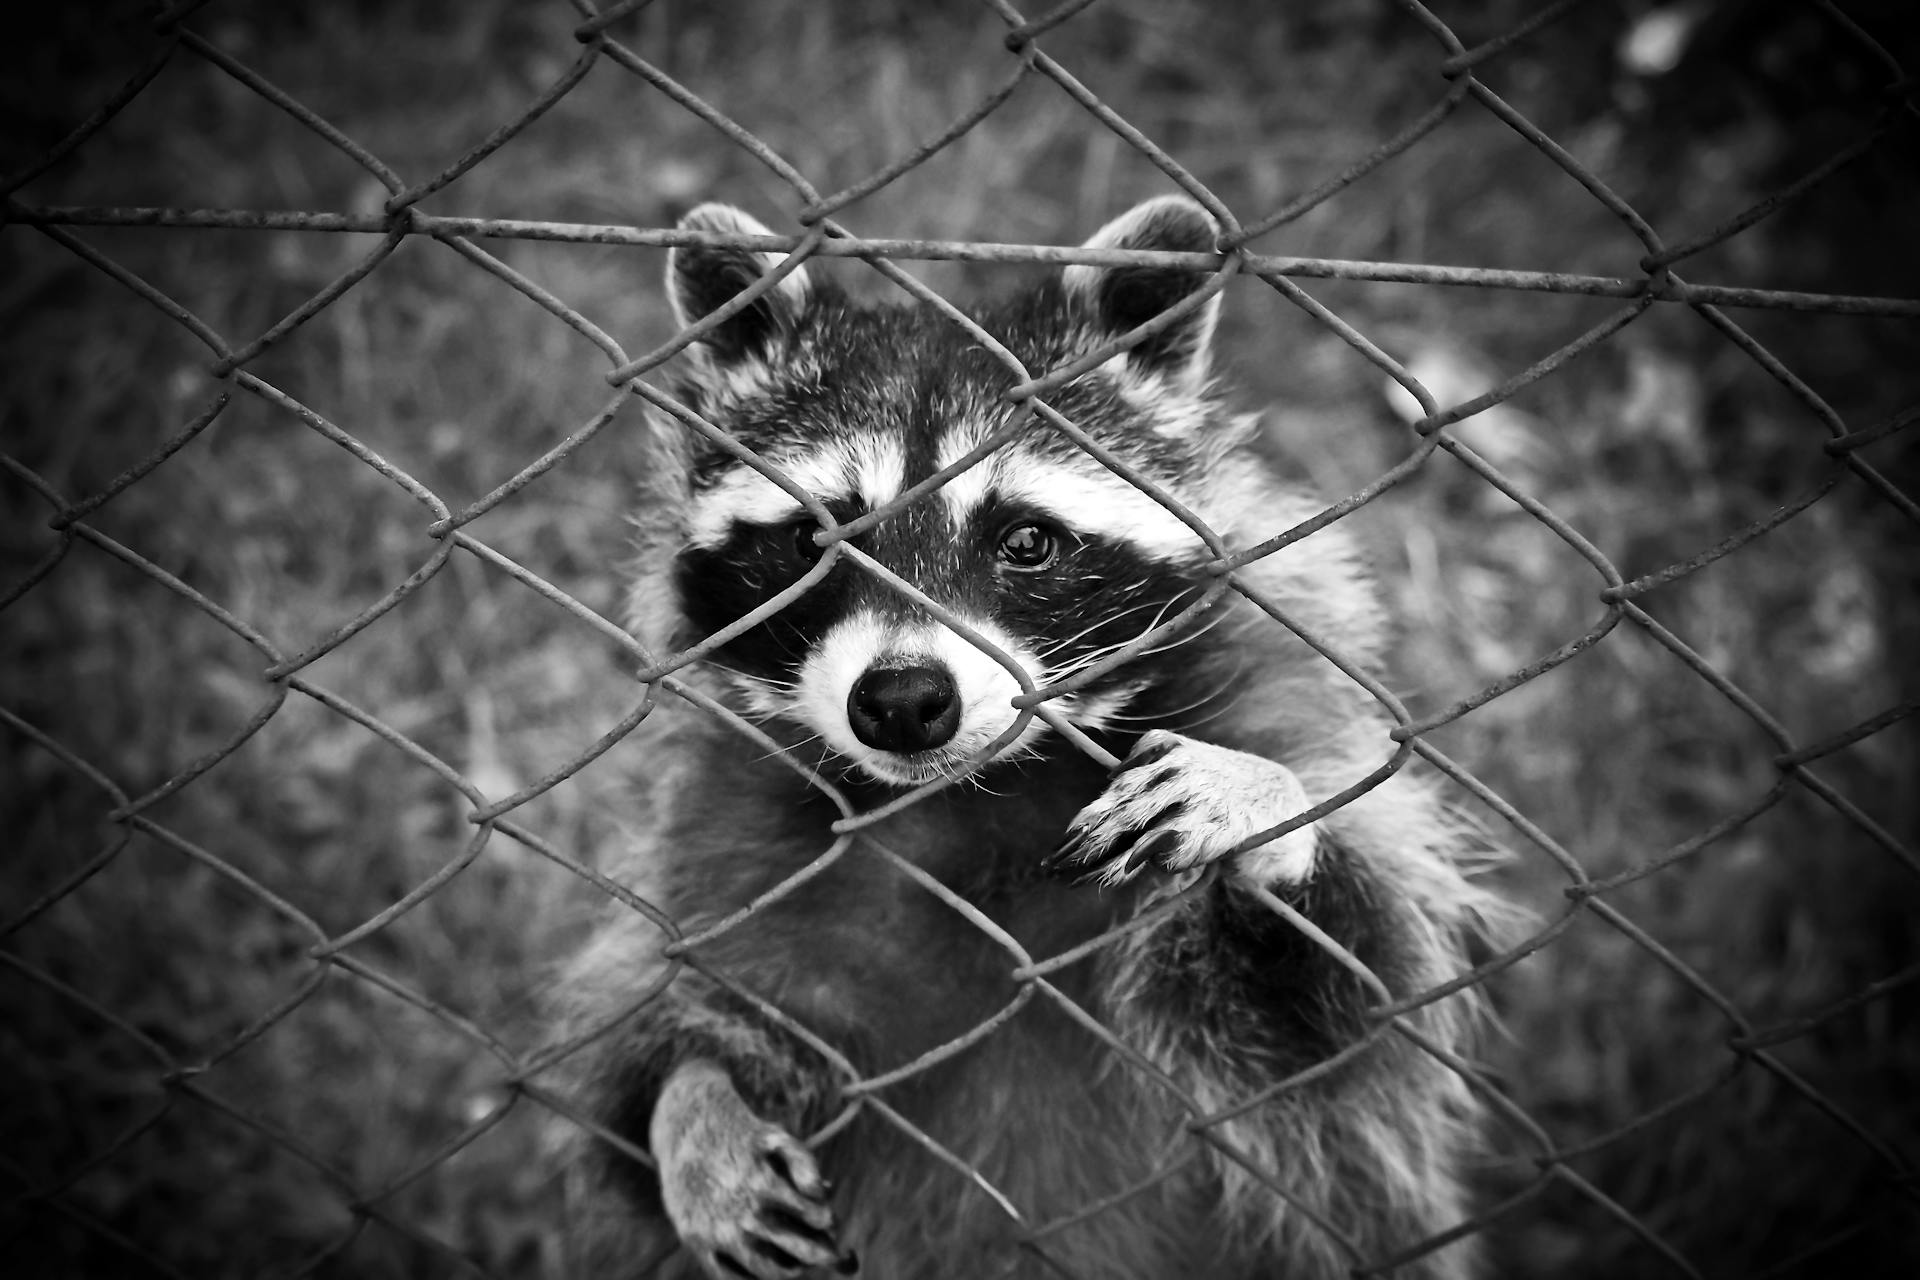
[
  {"x1": 791, "y1": 520, "x2": 827, "y2": 563},
  {"x1": 996, "y1": 520, "x2": 1061, "y2": 571}
]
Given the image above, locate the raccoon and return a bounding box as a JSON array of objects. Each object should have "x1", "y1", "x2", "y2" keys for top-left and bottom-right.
[{"x1": 552, "y1": 196, "x2": 1507, "y2": 1280}]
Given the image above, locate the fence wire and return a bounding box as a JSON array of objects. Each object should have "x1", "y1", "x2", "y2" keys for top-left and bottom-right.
[{"x1": 3, "y1": 0, "x2": 1918, "y2": 1277}]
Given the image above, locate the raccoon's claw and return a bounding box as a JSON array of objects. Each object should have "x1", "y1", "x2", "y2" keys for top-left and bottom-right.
[
  {"x1": 675, "y1": 1125, "x2": 852, "y2": 1279},
  {"x1": 653, "y1": 1067, "x2": 855, "y2": 1279},
  {"x1": 1052, "y1": 730, "x2": 1320, "y2": 889}
]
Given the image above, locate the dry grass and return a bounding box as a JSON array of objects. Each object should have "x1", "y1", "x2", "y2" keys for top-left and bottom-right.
[{"x1": 4, "y1": 1, "x2": 1917, "y2": 1276}]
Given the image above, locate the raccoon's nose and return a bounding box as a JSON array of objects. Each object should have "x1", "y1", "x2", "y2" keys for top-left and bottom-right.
[{"x1": 847, "y1": 665, "x2": 961, "y2": 753}]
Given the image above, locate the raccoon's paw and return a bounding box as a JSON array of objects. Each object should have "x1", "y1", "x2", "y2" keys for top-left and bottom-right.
[
  {"x1": 1049, "y1": 730, "x2": 1319, "y2": 889},
  {"x1": 652, "y1": 1064, "x2": 855, "y2": 1280}
]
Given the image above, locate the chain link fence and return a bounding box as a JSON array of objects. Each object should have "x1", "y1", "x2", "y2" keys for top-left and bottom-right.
[{"x1": 4, "y1": 0, "x2": 1917, "y2": 1275}]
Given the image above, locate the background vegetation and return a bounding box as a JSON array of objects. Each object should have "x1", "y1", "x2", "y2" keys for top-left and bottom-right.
[{"x1": 4, "y1": 0, "x2": 1916, "y2": 1275}]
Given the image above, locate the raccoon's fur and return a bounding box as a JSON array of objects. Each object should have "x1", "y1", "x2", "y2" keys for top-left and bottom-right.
[{"x1": 553, "y1": 197, "x2": 1508, "y2": 1280}]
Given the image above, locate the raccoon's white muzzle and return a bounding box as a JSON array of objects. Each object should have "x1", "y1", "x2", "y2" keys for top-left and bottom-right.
[{"x1": 794, "y1": 610, "x2": 1042, "y2": 786}]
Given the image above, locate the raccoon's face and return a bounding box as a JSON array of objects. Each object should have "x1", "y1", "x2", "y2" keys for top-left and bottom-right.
[{"x1": 649, "y1": 198, "x2": 1237, "y2": 787}]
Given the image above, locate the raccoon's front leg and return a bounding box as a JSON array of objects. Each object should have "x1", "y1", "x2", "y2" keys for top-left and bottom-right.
[
  {"x1": 1050, "y1": 729, "x2": 1320, "y2": 888},
  {"x1": 651, "y1": 1060, "x2": 856, "y2": 1279}
]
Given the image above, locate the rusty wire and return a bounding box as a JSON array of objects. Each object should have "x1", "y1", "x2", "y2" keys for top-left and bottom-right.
[{"x1": 3, "y1": 0, "x2": 1917, "y2": 1276}]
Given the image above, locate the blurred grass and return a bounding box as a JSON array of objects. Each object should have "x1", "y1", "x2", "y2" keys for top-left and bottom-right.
[{"x1": 3, "y1": 1, "x2": 1917, "y2": 1276}]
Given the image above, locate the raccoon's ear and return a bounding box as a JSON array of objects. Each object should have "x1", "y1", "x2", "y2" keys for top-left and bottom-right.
[
  {"x1": 1062, "y1": 195, "x2": 1221, "y2": 392},
  {"x1": 667, "y1": 204, "x2": 812, "y2": 367}
]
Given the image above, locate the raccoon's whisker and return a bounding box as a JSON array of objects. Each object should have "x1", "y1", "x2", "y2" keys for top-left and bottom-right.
[
  {"x1": 1048, "y1": 614, "x2": 1233, "y2": 725},
  {"x1": 1109, "y1": 591, "x2": 1218, "y2": 656},
  {"x1": 1102, "y1": 667, "x2": 1243, "y2": 727},
  {"x1": 1166, "y1": 695, "x2": 1243, "y2": 733},
  {"x1": 1038, "y1": 599, "x2": 1200, "y2": 673},
  {"x1": 1107, "y1": 602, "x2": 1231, "y2": 668},
  {"x1": 1133, "y1": 609, "x2": 1231, "y2": 660},
  {"x1": 1033, "y1": 593, "x2": 1200, "y2": 661},
  {"x1": 1047, "y1": 603, "x2": 1220, "y2": 681},
  {"x1": 706, "y1": 661, "x2": 799, "y2": 693},
  {"x1": 1078, "y1": 585, "x2": 1207, "y2": 644},
  {"x1": 958, "y1": 769, "x2": 1010, "y2": 797},
  {"x1": 752, "y1": 732, "x2": 826, "y2": 767},
  {"x1": 731, "y1": 693, "x2": 800, "y2": 728},
  {"x1": 1056, "y1": 683, "x2": 1153, "y2": 735},
  {"x1": 1113, "y1": 673, "x2": 1236, "y2": 722}
]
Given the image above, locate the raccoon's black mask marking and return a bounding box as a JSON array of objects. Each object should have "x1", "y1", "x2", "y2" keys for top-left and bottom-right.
[{"x1": 672, "y1": 473, "x2": 1213, "y2": 715}]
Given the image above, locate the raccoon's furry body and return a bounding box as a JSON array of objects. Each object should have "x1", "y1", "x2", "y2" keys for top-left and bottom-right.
[{"x1": 554, "y1": 198, "x2": 1506, "y2": 1279}]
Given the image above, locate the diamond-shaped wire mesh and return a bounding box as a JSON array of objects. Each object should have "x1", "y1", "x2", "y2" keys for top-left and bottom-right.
[{"x1": 4, "y1": 1, "x2": 1917, "y2": 1276}]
